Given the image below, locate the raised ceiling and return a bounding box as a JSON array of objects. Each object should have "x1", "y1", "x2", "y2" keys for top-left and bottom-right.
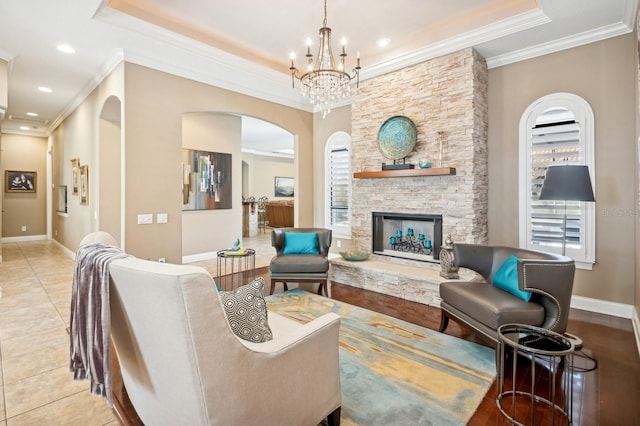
[{"x1": 0, "y1": 0, "x2": 636, "y2": 137}]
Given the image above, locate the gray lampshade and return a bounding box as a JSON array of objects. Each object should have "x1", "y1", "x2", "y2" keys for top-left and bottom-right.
[{"x1": 539, "y1": 165, "x2": 595, "y2": 201}]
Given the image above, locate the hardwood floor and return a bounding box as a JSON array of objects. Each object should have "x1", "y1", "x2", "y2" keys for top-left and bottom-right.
[
  {"x1": 330, "y1": 282, "x2": 640, "y2": 426},
  {"x1": 113, "y1": 269, "x2": 640, "y2": 425}
]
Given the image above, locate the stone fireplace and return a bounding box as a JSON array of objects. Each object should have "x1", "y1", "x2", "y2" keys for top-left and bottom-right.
[
  {"x1": 349, "y1": 48, "x2": 489, "y2": 268},
  {"x1": 372, "y1": 212, "x2": 442, "y2": 262}
]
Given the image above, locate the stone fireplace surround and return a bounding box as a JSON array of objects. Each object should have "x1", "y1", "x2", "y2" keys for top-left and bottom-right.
[{"x1": 329, "y1": 48, "x2": 489, "y2": 306}]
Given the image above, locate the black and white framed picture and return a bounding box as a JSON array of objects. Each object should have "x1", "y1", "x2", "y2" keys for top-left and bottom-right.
[{"x1": 5, "y1": 170, "x2": 36, "y2": 193}]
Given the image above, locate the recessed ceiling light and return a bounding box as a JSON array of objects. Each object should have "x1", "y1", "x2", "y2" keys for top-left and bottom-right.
[
  {"x1": 376, "y1": 37, "x2": 391, "y2": 48},
  {"x1": 38, "y1": 86, "x2": 53, "y2": 93},
  {"x1": 26, "y1": 112, "x2": 39, "y2": 117},
  {"x1": 57, "y1": 44, "x2": 76, "y2": 54},
  {"x1": 19, "y1": 126, "x2": 30, "y2": 131}
]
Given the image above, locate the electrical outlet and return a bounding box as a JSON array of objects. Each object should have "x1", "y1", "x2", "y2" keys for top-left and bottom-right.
[
  {"x1": 137, "y1": 214, "x2": 153, "y2": 225},
  {"x1": 337, "y1": 240, "x2": 342, "y2": 248},
  {"x1": 21, "y1": 226, "x2": 27, "y2": 232}
]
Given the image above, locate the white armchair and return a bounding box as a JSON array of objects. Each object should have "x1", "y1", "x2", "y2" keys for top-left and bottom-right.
[{"x1": 79, "y1": 232, "x2": 342, "y2": 426}]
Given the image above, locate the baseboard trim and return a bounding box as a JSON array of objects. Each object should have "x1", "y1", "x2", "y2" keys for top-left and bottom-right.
[
  {"x1": 570, "y1": 295, "x2": 634, "y2": 319},
  {"x1": 182, "y1": 251, "x2": 218, "y2": 264},
  {"x1": 571, "y1": 296, "x2": 640, "y2": 356},
  {"x1": 632, "y1": 308, "x2": 640, "y2": 359},
  {"x1": 1, "y1": 234, "x2": 47, "y2": 243},
  {"x1": 54, "y1": 239, "x2": 76, "y2": 260}
]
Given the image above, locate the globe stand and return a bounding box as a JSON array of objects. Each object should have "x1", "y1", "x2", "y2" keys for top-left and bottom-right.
[{"x1": 382, "y1": 158, "x2": 414, "y2": 170}]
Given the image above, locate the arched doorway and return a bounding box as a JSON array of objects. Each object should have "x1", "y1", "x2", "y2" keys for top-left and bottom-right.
[{"x1": 98, "y1": 95, "x2": 123, "y2": 246}]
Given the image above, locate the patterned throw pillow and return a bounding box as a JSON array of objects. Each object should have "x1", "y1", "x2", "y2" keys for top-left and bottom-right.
[{"x1": 219, "y1": 277, "x2": 273, "y2": 343}]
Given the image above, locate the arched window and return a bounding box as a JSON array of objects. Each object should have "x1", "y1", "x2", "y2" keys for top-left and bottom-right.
[
  {"x1": 325, "y1": 131, "x2": 351, "y2": 238},
  {"x1": 519, "y1": 93, "x2": 595, "y2": 269}
]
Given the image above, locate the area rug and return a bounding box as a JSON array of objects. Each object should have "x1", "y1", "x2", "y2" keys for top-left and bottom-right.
[{"x1": 266, "y1": 289, "x2": 495, "y2": 426}]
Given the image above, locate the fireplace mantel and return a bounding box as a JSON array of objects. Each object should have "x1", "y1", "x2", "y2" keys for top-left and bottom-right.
[{"x1": 353, "y1": 167, "x2": 456, "y2": 179}]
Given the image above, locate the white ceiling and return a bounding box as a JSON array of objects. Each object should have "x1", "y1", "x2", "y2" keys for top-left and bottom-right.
[{"x1": 0, "y1": 0, "x2": 636, "y2": 148}]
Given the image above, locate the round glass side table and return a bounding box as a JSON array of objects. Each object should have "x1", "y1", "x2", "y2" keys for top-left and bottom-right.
[
  {"x1": 216, "y1": 248, "x2": 256, "y2": 291},
  {"x1": 497, "y1": 324, "x2": 575, "y2": 426}
]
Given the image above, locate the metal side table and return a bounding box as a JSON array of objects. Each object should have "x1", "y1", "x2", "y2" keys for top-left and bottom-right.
[
  {"x1": 216, "y1": 248, "x2": 256, "y2": 291},
  {"x1": 497, "y1": 324, "x2": 575, "y2": 425}
]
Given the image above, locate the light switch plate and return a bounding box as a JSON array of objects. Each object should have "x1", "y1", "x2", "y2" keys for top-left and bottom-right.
[
  {"x1": 157, "y1": 213, "x2": 168, "y2": 224},
  {"x1": 137, "y1": 214, "x2": 153, "y2": 225}
]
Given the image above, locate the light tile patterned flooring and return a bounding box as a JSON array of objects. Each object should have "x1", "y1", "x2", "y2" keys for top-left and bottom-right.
[{"x1": 0, "y1": 231, "x2": 275, "y2": 425}]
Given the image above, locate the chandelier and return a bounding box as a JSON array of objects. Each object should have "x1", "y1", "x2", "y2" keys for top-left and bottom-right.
[{"x1": 289, "y1": 0, "x2": 361, "y2": 118}]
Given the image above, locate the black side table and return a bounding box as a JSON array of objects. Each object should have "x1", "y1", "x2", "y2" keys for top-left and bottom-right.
[
  {"x1": 216, "y1": 248, "x2": 256, "y2": 291},
  {"x1": 497, "y1": 324, "x2": 575, "y2": 425}
]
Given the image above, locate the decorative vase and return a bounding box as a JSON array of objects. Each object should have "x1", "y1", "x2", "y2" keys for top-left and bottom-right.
[{"x1": 418, "y1": 159, "x2": 432, "y2": 169}]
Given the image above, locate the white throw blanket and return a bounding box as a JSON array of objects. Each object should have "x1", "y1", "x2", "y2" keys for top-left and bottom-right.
[{"x1": 69, "y1": 242, "x2": 129, "y2": 407}]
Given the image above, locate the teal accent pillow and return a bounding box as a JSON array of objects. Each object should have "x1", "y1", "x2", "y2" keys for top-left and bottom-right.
[
  {"x1": 493, "y1": 255, "x2": 532, "y2": 302},
  {"x1": 283, "y1": 232, "x2": 319, "y2": 254}
]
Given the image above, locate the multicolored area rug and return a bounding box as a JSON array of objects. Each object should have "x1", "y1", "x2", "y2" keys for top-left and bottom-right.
[{"x1": 266, "y1": 289, "x2": 496, "y2": 426}]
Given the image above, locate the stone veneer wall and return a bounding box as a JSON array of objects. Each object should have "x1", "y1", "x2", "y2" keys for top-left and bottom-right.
[{"x1": 351, "y1": 48, "x2": 489, "y2": 255}]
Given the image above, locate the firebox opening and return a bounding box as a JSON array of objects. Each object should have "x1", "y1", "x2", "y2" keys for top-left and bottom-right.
[{"x1": 372, "y1": 212, "x2": 443, "y2": 263}]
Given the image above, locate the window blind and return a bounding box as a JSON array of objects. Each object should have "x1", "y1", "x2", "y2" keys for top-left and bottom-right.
[
  {"x1": 529, "y1": 117, "x2": 584, "y2": 249},
  {"x1": 329, "y1": 147, "x2": 350, "y2": 227}
]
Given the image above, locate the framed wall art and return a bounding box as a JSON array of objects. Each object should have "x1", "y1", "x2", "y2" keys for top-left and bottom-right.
[
  {"x1": 5, "y1": 170, "x2": 36, "y2": 193},
  {"x1": 80, "y1": 165, "x2": 89, "y2": 205},
  {"x1": 181, "y1": 149, "x2": 232, "y2": 211},
  {"x1": 274, "y1": 176, "x2": 294, "y2": 197},
  {"x1": 70, "y1": 158, "x2": 80, "y2": 195}
]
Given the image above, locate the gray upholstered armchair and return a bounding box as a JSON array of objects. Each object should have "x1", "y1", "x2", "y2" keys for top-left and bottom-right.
[
  {"x1": 269, "y1": 228, "x2": 332, "y2": 296},
  {"x1": 439, "y1": 244, "x2": 575, "y2": 344}
]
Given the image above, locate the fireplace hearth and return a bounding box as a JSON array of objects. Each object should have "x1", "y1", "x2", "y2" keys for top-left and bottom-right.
[{"x1": 372, "y1": 212, "x2": 443, "y2": 263}]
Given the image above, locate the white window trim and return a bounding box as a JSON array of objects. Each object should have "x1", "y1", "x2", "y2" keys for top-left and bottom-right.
[
  {"x1": 325, "y1": 131, "x2": 352, "y2": 239},
  {"x1": 518, "y1": 93, "x2": 595, "y2": 270}
]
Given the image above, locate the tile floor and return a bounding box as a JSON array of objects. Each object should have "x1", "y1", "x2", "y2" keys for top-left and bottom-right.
[{"x1": 0, "y1": 231, "x2": 275, "y2": 425}]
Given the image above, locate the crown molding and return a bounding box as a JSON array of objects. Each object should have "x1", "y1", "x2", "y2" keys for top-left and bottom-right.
[
  {"x1": 93, "y1": 3, "x2": 311, "y2": 113},
  {"x1": 486, "y1": 21, "x2": 634, "y2": 69},
  {"x1": 37, "y1": 0, "x2": 638, "y2": 135},
  {"x1": 46, "y1": 49, "x2": 125, "y2": 136},
  {"x1": 361, "y1": 7, "x2": 550, "y2": 81}
]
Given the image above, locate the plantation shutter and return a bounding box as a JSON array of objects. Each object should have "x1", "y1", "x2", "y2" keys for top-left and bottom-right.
[
  {"x1": 329, "y1": 147, "x2": 349, "y2": 227},
  {"x1": 529, "y1": 111, "x2": 583, "y2": 249}
]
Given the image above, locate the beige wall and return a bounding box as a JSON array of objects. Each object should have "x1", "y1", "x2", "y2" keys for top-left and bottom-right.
[
  {"x1": 182, "y1": 113, "x2": 242, "y2": 257},
  {"x1": 488, "y1": 33, "x2": 636, "y2": 304},
  {"x1": 99, "y1": 111, "x2": 122, "y2": 246},
  {"x1": 635, "y1": 22, "x2": 640, "y2": 317},
  {"x1": 123, "y1": 63, "x2": 313, "y2": 263},
  {"x1": 0, "y1": 59, "x2": 7, "y2": 112},
  {"x1": 50, "y1": 63, "x2": 125, "y2": 251},
  {"x1": 313, "y1": 105, "x2": 352, "y2": 251},
  {"x1": 242, "y1": 153, "x2": 294, "y2": 201},
  {"x1": 1, "y1": 134, "x2": 48, "y2": 237}
]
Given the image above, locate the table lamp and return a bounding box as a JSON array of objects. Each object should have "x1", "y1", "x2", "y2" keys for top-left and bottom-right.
[{"x1": 538, "y1": 165, "x2": 595, "y2": 256}]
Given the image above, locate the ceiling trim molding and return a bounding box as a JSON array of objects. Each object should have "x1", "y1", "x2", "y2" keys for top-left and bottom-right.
[
  {"x1": 93, "y1": 3, "x2": 311, "y2": 112},
  {"x1": 486, "y1": 21, "x2": 634, "y2": 69},
  {"x1": 242, "y1": 148, "x2": 293, "y2": 159},
  {"x1": 0, "y1": 47, "x2": 15, "y2": 62},
  {"x1": 361, "y1": 7, "x2": 550, "y2": 81},
  {"x1": 47, "y1": 49, "x2": 124, "y2": 135}
]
